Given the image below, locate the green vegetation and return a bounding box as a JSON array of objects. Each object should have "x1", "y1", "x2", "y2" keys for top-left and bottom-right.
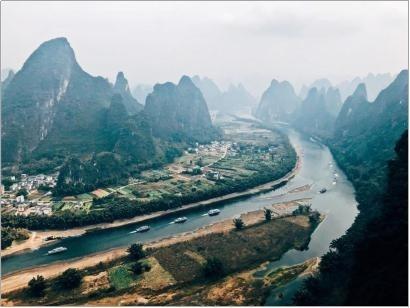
[
  {"x1": 265, "y1": 261, "x2": 311, "y2": 289},
  {"x1": 3, "y1": 121, "x2": 297, "y2": 231},
  {"x1": 127, "y1": 243, "x2": 146, "y2": 261},
  {"x1": 17, "y1": 188, "x2": 28, "y2": 197},
  {"x1": 4, "y1": 214, "x2": 318, "y2": 306},
  {"x1": 28, "y1": 275, "x2": 46, "y2": 297},
  {"x1": 203, "y1": 257, "x2": 225, "y2": 279},
  {"x1": 108, "y1": 265, "x2": 134, "y2": 290},
  {"x1": 130, "y1": 261, "x2": 151, "y2": 275},
  {"x1": 233, "y1": 218, "x2": 245, "y2": 230},
  {"x1": 1, "y1": 227, "x2": 30, "y2": 248},
  {"x1": 264, "y1": 208, "x2": 273, "y2": 221},
  {"x1": 56, "y1": 268, "x2": 83, "y2": 290},
  {"x1": 294, "y1": 131, "x2": 408, "y2": 305}
]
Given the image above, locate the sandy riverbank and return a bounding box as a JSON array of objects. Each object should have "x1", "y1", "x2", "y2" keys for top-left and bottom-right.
[
  {"x1": 2, "y1": 151, "x2": 301, "y2": 258},
  {"x1": 1, "y1": 198, "x2": 309, "y2": 294}
]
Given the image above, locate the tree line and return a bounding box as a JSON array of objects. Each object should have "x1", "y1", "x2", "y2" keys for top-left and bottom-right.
[{"x1": 3, "y1": 156, "x2": 295, "y2": 230}]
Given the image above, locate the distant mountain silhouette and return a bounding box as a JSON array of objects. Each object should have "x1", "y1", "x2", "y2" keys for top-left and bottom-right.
[
  {"x1": 145, "y1": 75, "x2": 219, "y2": 143},
  {"x1": 132, "y1": 84, "x2": 153, "y2": 105},
  {"x1": 255, "y1": 79, "x2": 300, "y2": 122},
  {"x1": 192, "y1": 75, "x2": 256, "y2": 115}
]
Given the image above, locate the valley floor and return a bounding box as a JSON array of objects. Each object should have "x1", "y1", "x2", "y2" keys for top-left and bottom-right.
[
  {"x1": 2, "y1": 201, "x2": 321, "y2": 306},
  {"x1": 1, "y1": 154, "x2": 300, "y2": 258}
]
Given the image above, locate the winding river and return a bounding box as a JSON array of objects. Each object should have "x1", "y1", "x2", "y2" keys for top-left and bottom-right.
[{"x1": 1, "y1": 125, "x2": 359, "y2": 299}]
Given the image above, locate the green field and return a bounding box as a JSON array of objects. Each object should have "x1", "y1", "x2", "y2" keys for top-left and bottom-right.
[{"x1": 108, "y1": 265, "x2": 135, "y2": 290}]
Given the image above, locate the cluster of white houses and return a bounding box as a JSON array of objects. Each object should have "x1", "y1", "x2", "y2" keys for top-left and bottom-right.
[
  {"x1": 1, "y1": 173, "x2": 58, "y2": 216},
  {"x1": 8, "y1": 173, "x2": 57, "y2": 193}
]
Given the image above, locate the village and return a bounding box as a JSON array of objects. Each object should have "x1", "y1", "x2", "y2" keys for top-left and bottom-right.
[
  {"x1": 1, "y1": 121, "x2": 288, "y2": 218},
  {"x1": 1, "y1": 173, "x2": 58, "y2": 216}
]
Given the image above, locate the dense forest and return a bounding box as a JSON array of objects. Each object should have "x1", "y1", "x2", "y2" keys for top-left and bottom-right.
[{"x1": 294, "y1": 130, "x2": 408, "y2": 305}]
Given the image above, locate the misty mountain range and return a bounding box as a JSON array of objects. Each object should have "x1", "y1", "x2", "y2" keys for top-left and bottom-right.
[
  {"x1": 192, "y1": 75, "x2": 257, "y2": 115},
  {"x1": 299, "y1": 73, "x2": 395, "y2": 102},
  {"x1": 1, "y1": 38, "x2": 218, "y2": 171},
  {"x1": 1, "y1": 36, "x2": 406, "y2": 175}
]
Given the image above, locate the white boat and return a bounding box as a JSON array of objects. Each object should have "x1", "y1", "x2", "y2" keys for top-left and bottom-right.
[
  {"x1": 47, "y1": 246, "x2": 67, "y2": 255},
  {"x1": 173, "y1": 217, "x2": 188, "y2": 224},
  {"x1": 135, "y1": 225, "x2": 150, "y2": 233},
  {"x1": 208, "y1": 209, "x2": 221, "y2": 216}
]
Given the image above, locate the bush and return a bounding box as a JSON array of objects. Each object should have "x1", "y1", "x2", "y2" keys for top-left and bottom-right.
[
  {"x1": 57, "y1": 268, "x2": 83, "y2": 289},
  {"x1": 28, "y1": 275, "x2": 46, "y2": 297},
  {"x1": 130, "y1": 261, "x2": 151, "y2": 275},
  {"x1": 203, "y1": 257, "x2": 224, "y2": 279},
  {"x1": 233, "y1": 218, "x2": 245, "y2": 230},
  {"x1": 127, "y1": 243, "x2": 145, "y2": 260},
  {"x1": 264, "y1": 208, "x2": 273, "y2": 221}
]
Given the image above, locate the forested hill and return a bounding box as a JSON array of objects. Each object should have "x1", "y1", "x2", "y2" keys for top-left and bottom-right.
[
  {"x1": 294, "y1": 130, "x2": 408, "y2": 305},
  {"x1": 294, "y1": 70, "x2": 408, "y2": 305},
  {"x1": 331, "y1": 70, "x2": 408, "y2": 204}
]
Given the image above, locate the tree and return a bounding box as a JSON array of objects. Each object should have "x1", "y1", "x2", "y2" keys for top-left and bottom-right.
[
  {"x1": 127, "y1": 243, "x2": 145, "y2": 260},
  {"x1": 309, "y1": 211, "x2": 321, "y2": 224},
  {"x1": 264, "y1": 208, "x2": 273, "y2": 221},
  {"x1": 28, "y1": 275, "x2": 46, "y2": 297},
  {"x1": 233, "y1": 218, "x2": 245, "y2": 230},
  {"x1": 131, "y1": 262, "x2": 144, "y2": 275},
  {"x1": 203, "y1": 257, "x2": 224, "y2": 279},
  {"x1": 130, "y1": 261, "x2": 151, "y2": 275},
  {"x1": 57, "y1": 268, "x2": 83, "y2": 289},
  {"x1": 17, "y1": 188, "x2": 28, "y2": 197}
]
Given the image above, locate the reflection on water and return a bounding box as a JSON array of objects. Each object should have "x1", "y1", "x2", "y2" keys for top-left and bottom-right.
[{"x1": 2, "y1": 128, "x2": 358, "y2": 284}]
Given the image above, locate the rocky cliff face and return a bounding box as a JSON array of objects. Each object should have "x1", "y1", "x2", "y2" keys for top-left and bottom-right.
[
  {"x1": 145, "y1": 76, "x2": 219, "y2": 143},
  {"x1": 106, "y1": 94, "x2": 156, "y2": 163},
  {"x1": 1, "y1": 37, "x2": 151, "y2": 164},
  {"x1": 113, "y1": 72, "x2": 143, "y2": 114},
  {"x1": 255, "y1": 79, "x2": 300, "y2": 123},
  {"x1": 2, "y1": 37, "x2": 82, "y2": 162},
  {"x1": 334, "y1": 83, "x2": 369, "y2": 139}
]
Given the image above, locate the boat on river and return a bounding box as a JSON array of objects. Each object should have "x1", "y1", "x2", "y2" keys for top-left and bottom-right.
[
  {"x1": 208, "y1": 209, "x2": 221, "y2": 216},
  {"x1": 135, "y1": 226, "x2": 150, "y2": 233},
  {"x1": 319, "y1": 188, "x2": 327, "y2": 194},
  {"x1": 47, "y1": 247, "x2": 67, "y2": 255},
  {"x1": 173, "y1": 217, "x2": 188, "y2": 224}
]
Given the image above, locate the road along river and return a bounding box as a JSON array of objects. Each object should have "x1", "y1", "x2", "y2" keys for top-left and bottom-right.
[{"x1": 1, "y1": 126, "x2": 358, "y2": 286}]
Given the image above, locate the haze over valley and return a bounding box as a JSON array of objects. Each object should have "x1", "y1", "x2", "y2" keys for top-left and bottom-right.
[{"x1": 1, "y1": 1, "x2": 408, "y2": 306}]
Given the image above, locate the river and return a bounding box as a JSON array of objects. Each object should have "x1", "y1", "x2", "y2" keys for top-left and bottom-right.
[{"x1": 1, "y1": 125, "x2": 358, "y2": 297}]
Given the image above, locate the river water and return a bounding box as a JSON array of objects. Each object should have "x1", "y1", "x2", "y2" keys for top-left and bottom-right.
[{"x1": 1, "y1": 126, "x2": 358, "y2": 297}]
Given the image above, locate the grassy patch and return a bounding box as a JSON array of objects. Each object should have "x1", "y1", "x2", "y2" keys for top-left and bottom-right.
[{"x1": 108, "y1": 265, "x2": 134, "y2": 290}]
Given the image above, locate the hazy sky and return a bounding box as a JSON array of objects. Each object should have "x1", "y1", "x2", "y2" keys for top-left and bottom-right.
[{"x1": 1, "y1": 1, "x2": 408, "y2": 96}]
